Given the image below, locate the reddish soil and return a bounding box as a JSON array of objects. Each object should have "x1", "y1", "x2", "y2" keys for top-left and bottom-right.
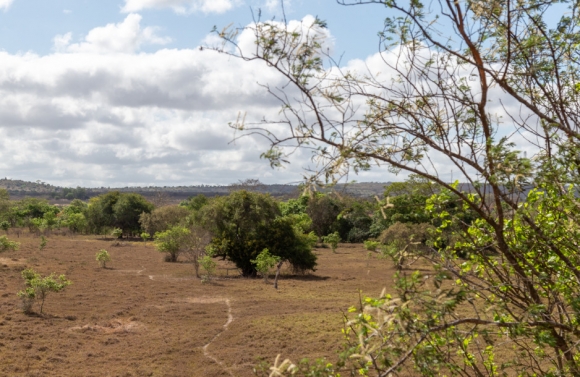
[{"x1": 0, "y1": 232, "x2": 397, "y2": 377}]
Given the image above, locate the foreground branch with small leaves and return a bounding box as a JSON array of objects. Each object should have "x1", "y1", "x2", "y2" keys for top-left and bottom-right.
[{"x1": 216, "y1": 0, "x2": 580, "y2": 374}]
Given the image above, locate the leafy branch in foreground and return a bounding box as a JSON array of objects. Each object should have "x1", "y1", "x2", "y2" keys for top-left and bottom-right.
[{"x1": 214, "y1": 0, "x2": 580, "y2": 374}]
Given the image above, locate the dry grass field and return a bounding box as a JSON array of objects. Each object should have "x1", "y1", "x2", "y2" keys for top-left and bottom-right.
[{"x1": 0, "y1": 232, "x2": 398, "y2": 377}]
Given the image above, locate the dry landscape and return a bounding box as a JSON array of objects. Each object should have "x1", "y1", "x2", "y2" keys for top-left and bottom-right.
[{"x1": 0, "y1": 231, "x2": 396, "y2": 377}]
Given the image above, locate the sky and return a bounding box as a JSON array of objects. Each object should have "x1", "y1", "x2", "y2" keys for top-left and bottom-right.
[{"x1": 0, "y1": 0, "x2": 401, "y2": 188}]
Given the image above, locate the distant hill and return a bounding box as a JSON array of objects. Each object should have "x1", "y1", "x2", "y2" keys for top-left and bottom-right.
[{"x1": 0, "y1": 178, "x2": 391, "y2": 202}]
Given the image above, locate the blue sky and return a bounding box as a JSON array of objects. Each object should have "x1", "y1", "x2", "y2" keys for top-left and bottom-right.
[
  {"x1": 0, "y1": 0, "x2": 387, "y2": 60},
  {"x1": 0, "y1": 0, "x2": 399, "y2": 187}
]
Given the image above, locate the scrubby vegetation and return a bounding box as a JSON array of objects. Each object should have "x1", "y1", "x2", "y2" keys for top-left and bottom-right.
[{"x1": 17, "y1": 268, "x2": 71, "y2": 314}]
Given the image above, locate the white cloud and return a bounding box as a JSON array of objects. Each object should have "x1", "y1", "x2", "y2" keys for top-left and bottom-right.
[
  {"x1": 54, "y1": 14, "x2": 171, "y2": 54},
  {"x1": 121, "y1": 0, "x2": 241, "y2": 14},
  {"x1": 263, "y1": 0, "x2": 292, "y2": 13},
  {"x1": 0, "y1": 39, "x2": 300, "y2": 186},
  {"x1": 0, "y1": 0, "x2": 14, "y2": 11},
  {"x1": 0, "y1": 14, "x2": 409, "y2": 187}
]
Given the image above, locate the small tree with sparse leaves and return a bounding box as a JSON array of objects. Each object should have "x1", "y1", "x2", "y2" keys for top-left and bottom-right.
[
  {"x1": 96, "y1": 249, "x2": 111, "y2": 268},
  {"x1": 111, "y1": 228, "x2": 123, "y2": 239},
  {"x1": 200, "y1": 246, "x2": 217, "y2": 283},
  {"x1": 251, "y1": 248, "x2": 281, "y2": 283},
  {"x1": 322, "y1": 232, "x2": 340, "y2": 253},
  {"x1": 363, "y1": 240, "x2": 380, "y2": 252},
  {"x1": 17, "y1": 268, "x2": 71, "y2": 314}
]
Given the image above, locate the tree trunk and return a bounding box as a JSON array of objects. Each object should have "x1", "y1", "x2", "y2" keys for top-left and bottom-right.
[{"x1": 273, "y1": 261, "x2": 284, "y2": 289}]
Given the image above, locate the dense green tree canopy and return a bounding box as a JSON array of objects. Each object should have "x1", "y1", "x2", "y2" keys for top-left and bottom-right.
[
  {"x1": 198, "y1": 190, "x2": 317, "y2": 277},
  {"x1": 87, "y1": 191, "x2": 153, "y2": 235}
]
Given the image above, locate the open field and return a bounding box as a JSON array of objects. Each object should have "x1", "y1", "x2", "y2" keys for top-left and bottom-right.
[{"x1": 0, "y1": 232, "x2": 397, "y2": 377}]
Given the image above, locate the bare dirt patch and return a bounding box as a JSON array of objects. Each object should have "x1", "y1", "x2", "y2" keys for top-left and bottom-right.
[{"x1": 0, "y1": 233, "x2": 397, "y2": 376}]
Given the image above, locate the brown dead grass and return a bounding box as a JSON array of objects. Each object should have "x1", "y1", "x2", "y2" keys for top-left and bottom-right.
[{"x1": 0, "y1": 232, "x2": 398, "y2": 377}]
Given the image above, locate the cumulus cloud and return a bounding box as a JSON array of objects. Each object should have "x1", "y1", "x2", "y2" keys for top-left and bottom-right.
[
  {"x1": 53, "y1": 14, "x2": 171, "y2": 54},
  {"x1": 0, "y1": 14, "x2": 406, "y2": 187},
  {"x1": 263, "y1": 0, "x2": 292, "y2": 13},
  {"x1": 0, "y1": 32, "x2": 304, "y2": 186},
  {"x1": 121, "y1": 0, "x2": 241, "y2": 14},
  {"x1": 0, "y1": 0, "x2": 14, "y2": 11}
]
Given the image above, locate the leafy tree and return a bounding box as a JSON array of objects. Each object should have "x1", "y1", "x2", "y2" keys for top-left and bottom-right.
[
  {"x1": 0, "y1": 189, "x2": 10, "y2": 224},
  {"x1": 199, "y1": 248, "x2": 217, "y2": 283},
  {"x1": 139, "y1": 205, "x2": 190, "y2": 235},
  {"x1": 0, "y1": 221, "x2": 9, "y2": 233},
  {"x1": 96, "y1": 249, "x2": 111, "y2": 268},
  {"x1": 9, "y1": 198, "x2": 60, "y2": 231},
  {"x1": 0, "y1": 188, "x2": 8, "y2": 201},
  {"x1": 17, "y1": 268, "x2": 71, "y2": 314},
  {"x1": 154, "y1": 226, "x2": 190, "y2": 262},
  {"x1": 63, "y1": 213, "x2": 87, "y2": 234},
  {"x1": 305, "y1": 194, "x2": 342, "y2": 239},
  {"x1": 180, "y1": 194, "x2": 209, "y2": 212},
  {"x1": 112, "y1": 193, "x2": 154, "y2": 236},
  {"x1": 363, "y1": 240, "x2": 379, "y2": 252},
  {"x1": 279, "y1": 195, "x2": 309, "y2": 216},
  {"x1": 86, "y1": 191, "x2": 119, "y2": 233},
  {"x1": 216, "y1": 0, "x2": 580, "y2": 375},
  {"x1": 111, "y1": 228, "x2": 123, "y2": 239},
  {"x1": 198, "y1": 190, "x2": 317, "y2": 277},
  {"x1": 336, "y1": 197, "x2": 374, "y2": 242},
  {"x1": 251, "y1": 248, "x2": 281, "y2": 283},
  {"x1": 58, "y1": 186, "x2": 89, "y2": 200},
  {"x1": 86, "y1": 192, "x2": 153, "y2": 235},
  {"x1": 181, "y1": 226, "x2": 211, "y2": 278},
  {"x1": 321, "y1": 231, "x2": 340, "y2": 253}
]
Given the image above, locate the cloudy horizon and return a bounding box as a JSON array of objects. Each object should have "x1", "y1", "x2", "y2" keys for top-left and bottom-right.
[{"x1": 0, "y1": 0, "x2": 414, "y2": 187}]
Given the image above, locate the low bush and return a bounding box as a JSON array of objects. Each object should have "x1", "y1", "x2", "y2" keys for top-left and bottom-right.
[
  {"x1": 322, "y1": 232, "x2": 341, "y2": 253},
  {"x1": 96, "y1": 249, "x2": 111, "y2": 268},
  {"x1": 363, "y1": 240, "x2": 380, "y2": 252},
  {"x1": 200, "y1": 247, "x2": 216, "y2": 283},
  {"x1": 0, "y1": 235, "x2": 19, "y2": 252}
]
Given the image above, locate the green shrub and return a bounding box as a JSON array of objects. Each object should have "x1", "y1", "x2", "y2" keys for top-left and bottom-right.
[
  {"x1": 200, "y1": 247, "x2": 216, "y2": 283},
  {"x1": 96, "y1": 249, "x2": 111, "y2": 268},
  {"x1": 154, "y1": 226, "x2": 189, "y2": 262},
  {"x1": 322, "y1": 232, "x2": 341, "y2": 253},
  {"x1": 0, "y1": 221, "x2": 9, "y2": 232},
  {"x1": 17, "y1": 268, "x2": 71, "y2": 314},
  {"x1": 111, "y1": 227, "x2": 123, "y2": 239},
  {"x1": 140, "y1": 232, "x2": 151, "y2": 242},
  {"x1": 251, "y1": 248, "x2": 281, "y2": 283},
  {"x1": 0, "y1": 235, "x2": 19, "y2": 252},
  {"x1": 363, "y1": 240, "x2": 380, "y2": 252}
]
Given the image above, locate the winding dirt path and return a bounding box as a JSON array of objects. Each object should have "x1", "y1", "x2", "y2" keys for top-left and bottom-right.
[
  {"x1": 133, "y1": 267, "x2": 236, "y2": 375},
  {"x1": 201, "y1": 298, "x2": 235, "y2": 377}
]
